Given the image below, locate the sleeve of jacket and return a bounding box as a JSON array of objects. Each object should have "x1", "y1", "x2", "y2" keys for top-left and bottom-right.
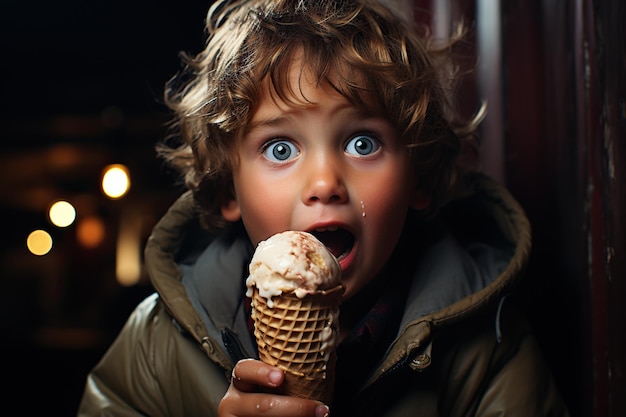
[
  {"x1": 77, "y1": 293, "x2": 229, "y2": 417},
  {"x1": 486, "y1": 343, "x2": 568, "y2": 416},
  {"x1": 475, "y1": 327, "x2": 569, "y2": 416},
  {"x1": 447, "y1": 303, "x2": 571, "y2": 417},
  {"x1": 77, "y1": 294, "x2": 170, "y2": 416}
]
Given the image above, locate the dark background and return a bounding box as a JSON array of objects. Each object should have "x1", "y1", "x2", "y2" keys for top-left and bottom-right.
[
  {"x1": 1, "y1": 1, "x2": 212, "y2": 414},
  {"x1": 1, "y1": 1, "x2": 624, "y2": 416}
]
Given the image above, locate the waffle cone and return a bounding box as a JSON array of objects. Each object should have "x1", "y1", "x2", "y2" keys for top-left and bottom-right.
[{"x1": 251, "y1": 286, "x2": 342, "y2": 404}]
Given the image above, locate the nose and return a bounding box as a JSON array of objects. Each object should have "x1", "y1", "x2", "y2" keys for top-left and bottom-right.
[{"x1": 302, "y1": 155, "x2": 348, "y2": 205}]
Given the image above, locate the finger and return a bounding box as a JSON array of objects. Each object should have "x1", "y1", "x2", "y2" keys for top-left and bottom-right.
[
  {"x1": 230, "y1": 392, "x2": 329, "y2": 417},
  {"x1": 231, "y1": 358, "x2": 284, "y2": 391}
]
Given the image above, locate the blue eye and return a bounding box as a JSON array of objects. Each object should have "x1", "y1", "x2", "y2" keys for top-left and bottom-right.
[
  {"x1": 263, "y1": 140, "x2": 299, "y2": 162},
  {"x1": 345, "y1": 134, "x2": 379, "y2": 156}
]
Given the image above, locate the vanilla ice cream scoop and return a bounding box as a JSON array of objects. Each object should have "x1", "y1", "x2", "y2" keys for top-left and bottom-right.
[{"x1": 245, "y1": 230, "x2": 342, "y2": 305}]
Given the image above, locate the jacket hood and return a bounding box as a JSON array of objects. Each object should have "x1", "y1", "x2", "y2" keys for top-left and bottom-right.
[
  {"x1": 144, "y1": 173, "x2": 531, "y2": 371},
  {"x1": 374, "y1": 173, "x2": 531, "y2": 378}
]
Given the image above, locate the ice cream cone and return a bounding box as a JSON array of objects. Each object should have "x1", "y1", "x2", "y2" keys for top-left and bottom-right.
[
  {"x1": 246, "y1": 231, "x2": 343, "y2": 404},
  {"x1": 251, "y1": 285, "x2": 342, "y2": 404}
]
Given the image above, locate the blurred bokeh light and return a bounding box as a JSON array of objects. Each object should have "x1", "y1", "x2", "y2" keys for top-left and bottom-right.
[
  {"x1": 27, "y1": 229, "x2": 53, "y2": 256},
  {"x1": 116, "y1": 210, "x2": 143, "y2": 286},
  {"x1": 101, "y1": 164, "x2": 131, "y2": 199},
  {"x1": 49, "y1": 200, "x2": 76, "y2": 228},
  {"x1": 76, "y1": 215, "x2": 106, "y2": 248}
]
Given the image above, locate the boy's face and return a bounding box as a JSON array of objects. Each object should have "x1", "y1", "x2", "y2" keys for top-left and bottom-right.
[{"x1": 222, "y1": 62, "x2": 427, "y2": 300}]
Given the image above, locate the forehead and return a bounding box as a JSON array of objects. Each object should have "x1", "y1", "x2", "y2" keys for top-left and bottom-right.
[
  {"x1": 250, "y1": 47, "x2": 380, "y2": 121},
  {"x1": 257, "y1": 52, "x2": 331, "y2": 106}
]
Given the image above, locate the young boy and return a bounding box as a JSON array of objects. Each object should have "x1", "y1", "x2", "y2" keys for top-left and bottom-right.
[{"x1": 79, "y1": 0, "x2": 570, "y2": 416}]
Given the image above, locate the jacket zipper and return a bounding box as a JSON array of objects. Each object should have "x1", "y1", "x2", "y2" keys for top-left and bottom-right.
[{"x1": 221, "y1": 328, "x2": 247, "y2": 364}]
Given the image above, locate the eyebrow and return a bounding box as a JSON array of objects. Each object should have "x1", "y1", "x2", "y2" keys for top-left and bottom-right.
[
  {"x1": 247, "y1": 105, "x2": 379, "y2": 133},
  {"x1": 247, "y1": 115, "x2": 291, "y2": 131}
]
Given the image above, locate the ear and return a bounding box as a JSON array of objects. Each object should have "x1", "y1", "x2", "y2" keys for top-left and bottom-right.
[
  {"x1": 221, "y1": 199, "x2": 241, "y2": 222},
  {"x1": 410, "y1": 188, "x2": 431, "y2": 210}
]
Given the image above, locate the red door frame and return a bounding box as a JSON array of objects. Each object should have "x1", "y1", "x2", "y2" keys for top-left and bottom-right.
[
  {"x1": 408, "y1": 0, "x2": 625, "y2": 415},
  {"x1": 502, "y1": 1, "x2": 625, "y2": 416}
]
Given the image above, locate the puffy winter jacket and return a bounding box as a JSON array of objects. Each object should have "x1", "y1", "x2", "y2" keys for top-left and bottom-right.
[{"x1": 78, "y1": 174, "x2": 570, "y2": 416}]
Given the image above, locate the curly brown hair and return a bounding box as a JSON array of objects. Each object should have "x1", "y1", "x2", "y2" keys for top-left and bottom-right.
[{"x1": 159, "y1": 0, "x2": 480, "y2": 232}]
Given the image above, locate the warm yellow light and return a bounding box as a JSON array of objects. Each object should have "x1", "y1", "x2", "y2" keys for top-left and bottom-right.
[
  {"x1": 27, "y1": 230, "x2": 53, "y2": 256},
  {"x1": 49, "y1": 200, "x2": 76, "y2": 227},
  {"x1": 116, "y1": 210, "x2": 142, "y2": 286},
  {"x1": 102, "y1": 164, "x2": 130, "y2": 199},
  {"x1": 76, "y1": 216, "x2": 106, "y2": 248}
]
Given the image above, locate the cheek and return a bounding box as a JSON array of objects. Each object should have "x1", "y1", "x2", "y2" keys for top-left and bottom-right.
[
  {"x1": 364, "y1": 192, "x2": 410, "y2": 246},
  {"x1": 233, "y1": 170, "x2": 293, "y2": 245},
  {"x1": 360, "y1": 169, "x2": 413, "y2": 217}
]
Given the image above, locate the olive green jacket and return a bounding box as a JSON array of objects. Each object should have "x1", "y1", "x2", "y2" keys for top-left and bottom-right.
[{"x1": 78, "y1": 174, "x2": 570, "y2": 416}]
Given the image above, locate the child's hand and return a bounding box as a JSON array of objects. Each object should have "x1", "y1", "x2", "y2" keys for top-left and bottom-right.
[{"x1": 218, "y1": 359, "x2": 330, "y2": 417}]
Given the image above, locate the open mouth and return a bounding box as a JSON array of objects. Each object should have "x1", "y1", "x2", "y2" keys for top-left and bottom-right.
[{"x1": 310, "y1": 227, "x2": 355, "y2": 261}]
